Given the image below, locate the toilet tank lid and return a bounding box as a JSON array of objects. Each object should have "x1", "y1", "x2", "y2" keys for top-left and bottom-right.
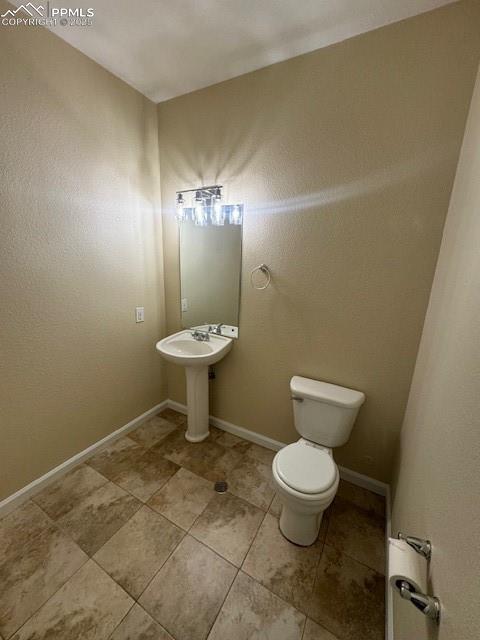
[{"x1": 290, "y1": 376, "x2": 365, "y2": 408}]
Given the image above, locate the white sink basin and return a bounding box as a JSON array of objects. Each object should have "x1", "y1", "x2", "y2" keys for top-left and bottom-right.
[
  {"x1": 155, "y1": 330, "x2": 233, "y2": 442},
  {"x1": 156, "y1": 330, "x2": 232, "y2": 367}
]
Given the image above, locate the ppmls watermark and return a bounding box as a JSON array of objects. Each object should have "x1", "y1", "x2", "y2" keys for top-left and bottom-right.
[{"x1": 1, "y1": 2, "x2": 94, "y2": 27}]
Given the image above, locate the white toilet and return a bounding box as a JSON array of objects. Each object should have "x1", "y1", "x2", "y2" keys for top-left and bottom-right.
[{"x1": 272, "y1": 376, "x2": 365, "y2": 546}]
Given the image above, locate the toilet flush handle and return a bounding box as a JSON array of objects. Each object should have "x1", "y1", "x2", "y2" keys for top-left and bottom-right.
[{"x1": 291, "y1": 396, "x2": 304, "y2": 402}]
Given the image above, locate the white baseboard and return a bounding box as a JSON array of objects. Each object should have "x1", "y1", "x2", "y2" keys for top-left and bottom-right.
[
  {"x1": 337, "y1": 464, "x2": 388, "y2": 497},
  {"x1": 166, "y1": 399, "x2": 389, "y2": 497},
  {"x1": 0, "y1": 400, "x2": 169, "y2": 518},
  {"x1": 0, "y1": 397, "x2": 390, "y2": 523}
]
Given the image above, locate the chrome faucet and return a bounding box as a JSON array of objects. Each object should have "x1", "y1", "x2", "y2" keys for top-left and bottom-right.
[
  {"x1": 191, "y1": 330, "x2": 210, "y2": 341},
  {"x1": 213, "y1": 323, "x2": 224, "y2": 335}
]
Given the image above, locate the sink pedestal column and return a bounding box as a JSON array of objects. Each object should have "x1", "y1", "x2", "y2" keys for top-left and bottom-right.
[{"x1": 184, "y1": 366, "x2": 210, "y2": 442}]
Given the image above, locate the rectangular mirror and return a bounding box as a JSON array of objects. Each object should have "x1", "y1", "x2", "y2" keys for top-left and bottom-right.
[{"x1": 179, "y1": 211, "x2": 242, "y2": 337}]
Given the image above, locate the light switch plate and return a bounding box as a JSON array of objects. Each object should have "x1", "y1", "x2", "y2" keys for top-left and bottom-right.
[
  {"x1": 135, "y1": 307, "x2": 145, "y2": 323},
  {"x1": 181, "y1": 298, "x2": 188, "y2": 312}
]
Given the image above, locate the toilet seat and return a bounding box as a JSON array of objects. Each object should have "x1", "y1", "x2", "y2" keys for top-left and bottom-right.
[{"x1": 274, "y1": 441, "x2": 336, "y2": 495}]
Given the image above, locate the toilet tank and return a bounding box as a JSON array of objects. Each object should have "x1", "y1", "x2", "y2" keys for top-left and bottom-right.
[{"x1": 290, "y1": 376, "x2": 365, "y2": 448}]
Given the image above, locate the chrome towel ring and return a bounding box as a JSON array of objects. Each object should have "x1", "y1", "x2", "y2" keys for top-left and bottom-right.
[{"x1": 250, "y1": 263, "x2": 271, "y2": 290}]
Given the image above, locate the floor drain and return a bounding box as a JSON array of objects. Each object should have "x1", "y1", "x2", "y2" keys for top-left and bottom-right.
[{"x1": 214, "y1": 481, "x2": 228, "y2": 493}]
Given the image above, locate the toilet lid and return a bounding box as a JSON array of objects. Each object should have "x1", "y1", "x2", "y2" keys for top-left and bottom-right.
[{"x1": 275, "y1": 443, "x2": 337, "y2": 494}]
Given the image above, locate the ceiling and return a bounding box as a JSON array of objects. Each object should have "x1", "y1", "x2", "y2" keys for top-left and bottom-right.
[{"x1": 13, "y1": 0, "x2": 456, "y2": 103}]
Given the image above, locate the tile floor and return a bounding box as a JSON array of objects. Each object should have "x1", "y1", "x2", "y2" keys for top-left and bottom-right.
[{"x1": 0, "y1": 409, "x2": 386, "y2": 640}]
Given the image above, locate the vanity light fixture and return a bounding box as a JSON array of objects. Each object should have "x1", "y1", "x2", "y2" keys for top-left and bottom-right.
[{"x1": 175, "y1": 185, "x2": 243, "y2": 226}]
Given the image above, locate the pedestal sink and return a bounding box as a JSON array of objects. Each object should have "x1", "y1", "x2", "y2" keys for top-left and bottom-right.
[{"x1": 156, "y1": 330, "x2": 233, "y2": 442}]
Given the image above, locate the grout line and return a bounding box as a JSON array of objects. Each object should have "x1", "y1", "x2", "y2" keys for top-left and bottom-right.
[
  {"x1": 204, "y1": 565, "x2": 240, "y2": 639},
  {"x1": 239, "y1": 509, "x2": 269, "y2": 574},
  {"x1": 300, "y1": 615, "x2": 308, "y2": 640},
  {"x1": 5, "y1": 542, "x2": 90, "y2": 640},
  {"x1": 238, "y1": 567, "x2": 309, "y2": 623},
  {"x1": 321, "y1": 539, "x2": 386, "y2": 577},
  {"x1": 142, "y1": 499, "x2": 189, "y2": 533},
  {"x1": 105, "y1": 599, "x2": 136, "y2": 640},
  {"x1": 131, "y1": 531, "x2": 186, "y2": 605},
  {"x1": 197, "y1": 491, "x2": 267, "y2": 570},
  {"x1": 89, "y1": 556, "x2": 174, "y2": 640},
  {"x1": 184, "y1": 488, "x2": 216, "y2": 534},
  {"x1": 140, "y1": 533, "x2": 241, "y2": 640},
  {"x1": 243, "y1": 507, "x2": 323, "y2": 620}
]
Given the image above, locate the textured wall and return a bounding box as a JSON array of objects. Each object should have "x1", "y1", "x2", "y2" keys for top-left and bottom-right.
[
  {"x1": 158, "y1": 1, "x2": 480, "y2": 482},
  {"x1": 391, "y1": 65, "x2": 480, "y2": 640},
  {"x1": 0, "y1": 3, "x2": 166, "y2": 500}
]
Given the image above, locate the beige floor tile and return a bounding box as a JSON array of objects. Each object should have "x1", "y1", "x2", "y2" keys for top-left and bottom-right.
[
  {"x1": 139, "y1": 535, "x2": 236, "y2": 640},
  {"x1": 33, "y1": 464, "x2": 108, "y2": 520},
  {"x1": 326, "y1": 496, "x2": 385, "y2": 574},
  {"x1": 129, "y1": 416, "x2": 177, "y2": 449},
  {"x1": 148, "y1": 468, "x2": 215, "y2": 530},
  {"x1": 336, "y1": 480, "x2": 385, "y2": 520},
  {"x1": 150, "y1": 427, "x2": 189, "y2": 456},
  {"x1": 57, "y1": 481, "x2": 141, "y2": 555},
  {"x1": 158, "y1": 408, "x2": 187, "y2": 426},
  {"x1": 162, "y1": 437, "x2": 243, "y2": 483},
  {"x1": 303, "y1": 618, "x2": 339, "y2": 640},
  {"x1": 207, "y1": 571, "x2": 305, "y2": 640},
  {"x1": 110, "y1": 604, "x2": 173, "y2": 640},
  {"x1": 227, "y1": 456, "x2": 275, "y2": 510},
  {"x1": 87, "y1": 436, "x2": 145, "y2": 480},
  {"x1": 242, "y1": 513, "x2": 322, "y2": 612},
  {"x1": 94, "y1": 506, "x2": 184, "y2": 598},
  {"x1": 0, "y1": 502, "x2": 88, "y2": 639},
  {"x1": 308, "y1": 545, "x2": 385, "y2": 640},
  {"x1": 247, "y1": 443, "x2": 276, "y2": 465},
  {"x1": 11, "y1": 560, "x2": 133, "y2": 640},
  {"x1": 0, "y1": 501, "x2": 52, "y2": 556},
  {"x1": 111, "y1": 449, "x2": 179, "y2": 502},
  {"x1": 190, "y1": 493, "x2": 264, "y2": 566},
  {"x1": 213, "y1": 431, "x2": 251, "y2": 455}
]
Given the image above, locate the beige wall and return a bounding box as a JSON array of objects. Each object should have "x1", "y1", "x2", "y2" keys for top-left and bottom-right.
[
  {"x1": 0, "y1": 3, "x2": 166, "y2": 500},
  {"x1": 158, "y1": 0, "x2": 480, "y2": 482},
  {"x1": 391, "y1": 66, "x2": 480, "y2": 640}
]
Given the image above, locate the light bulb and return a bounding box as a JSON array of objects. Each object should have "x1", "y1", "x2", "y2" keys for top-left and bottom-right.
[
  {"x1": 175, "y1": 193, "x2": 185, "y2": 222},
  {"x1": 195, "y1": 203, "x2": 206, "y2": 226},
  {"x1": 212, "y1": 197, "x2": 225, "y2": 226},
  {"x1": 194, "y1": 191, "x2": 206, "y2": 226},
  {"x1": 230, "y1": 204, "x2": 242, "y2": 225}
]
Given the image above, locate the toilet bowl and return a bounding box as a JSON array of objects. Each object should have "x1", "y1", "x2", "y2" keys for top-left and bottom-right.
[
  {"x1": 272, "y1": 376, "x2": 365, "y2": 546},
  {"x1": 272, "y1": 439, "x2": 339, "y2": 546}
]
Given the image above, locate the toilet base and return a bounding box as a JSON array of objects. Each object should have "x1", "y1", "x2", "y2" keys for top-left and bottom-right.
[{"x1": 279, "y1": 504, "x2": 324, "y2": 546}]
